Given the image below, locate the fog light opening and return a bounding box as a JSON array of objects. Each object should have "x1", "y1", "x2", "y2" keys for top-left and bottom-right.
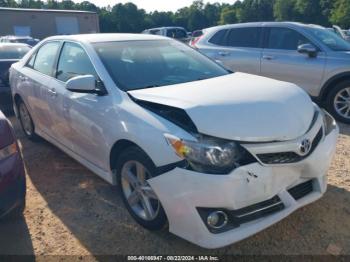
[{"x1": 206, "y1": 211, "x2": 228, "y2": 229}]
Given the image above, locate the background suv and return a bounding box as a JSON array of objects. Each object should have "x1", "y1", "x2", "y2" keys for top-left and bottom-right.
[
  {"x1": 142, "y1": 26, "x2": 190, "y2": 43},
  {"x1": 191, "y1": 22, "x2": 350, "y2": 124}
]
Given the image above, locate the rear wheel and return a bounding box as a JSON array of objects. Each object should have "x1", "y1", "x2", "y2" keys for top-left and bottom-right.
[
  {"x1": 116, "y1": 146, "x2": 167, "y2": 230},
  {"x1": 18, "y1": 100, "x2": 37, "y2": 140},
  {"x1": 326, "y1": 80, "x2": 350, "y2": 124}
]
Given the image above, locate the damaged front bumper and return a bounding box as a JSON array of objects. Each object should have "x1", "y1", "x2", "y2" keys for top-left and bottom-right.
[{"x1": 148, "y1": 123, "x2": 338, "y2": 249}]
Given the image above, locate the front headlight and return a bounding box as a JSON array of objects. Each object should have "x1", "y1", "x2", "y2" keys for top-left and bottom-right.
[
  {"x1": 165, "y1": 134, "x2": 254, "y2": 174},
  {"x1": 0, "y1": 142, "x2": 18, "y2": 161},
  {"x1": 322, "y1": 110, "x2": 337, "y2": 136}
]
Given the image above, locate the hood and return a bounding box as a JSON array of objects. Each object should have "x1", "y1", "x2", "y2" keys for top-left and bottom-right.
[{"x1": 128, "y1": 73, "x2": 315, "y2": 142}]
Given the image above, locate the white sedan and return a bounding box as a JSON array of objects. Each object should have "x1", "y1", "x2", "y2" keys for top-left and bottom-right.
[{"x1": 10, "y1": 34, "x2": 338, "y2": 249}]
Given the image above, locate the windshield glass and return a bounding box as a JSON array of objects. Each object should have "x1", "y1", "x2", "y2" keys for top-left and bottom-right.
[
  {"x1": 308, "y1": 27, "x2": 350, "y2": 51},
  {"x1": 93, "y1": 40, "x2": 228, "y2": 91},
  {"x1": 0, "y1": 45, "x2": 31, "y2": 59}
]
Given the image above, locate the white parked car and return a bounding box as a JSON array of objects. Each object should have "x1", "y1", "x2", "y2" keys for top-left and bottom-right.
[{"x1": 10, "y1": 34, "x2": 338, "y2": 249}]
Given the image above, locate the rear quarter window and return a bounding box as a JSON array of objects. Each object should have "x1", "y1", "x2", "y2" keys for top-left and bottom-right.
[{"x1": 208, "y1": 29, "x2": 228, "y2": 45}]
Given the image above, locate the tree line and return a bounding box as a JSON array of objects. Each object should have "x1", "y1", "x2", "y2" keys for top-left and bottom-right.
[{"x1": 1, "y1": 0, "x2": 349, "y2": 32}]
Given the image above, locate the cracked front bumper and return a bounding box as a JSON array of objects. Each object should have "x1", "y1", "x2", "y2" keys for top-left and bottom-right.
[{"x1": 148, "y1": 126, "x2": 338, "y2": 249}]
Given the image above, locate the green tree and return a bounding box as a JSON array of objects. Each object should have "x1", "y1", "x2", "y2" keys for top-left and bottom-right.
[
  {"x1": 111, "y1": 3, "x2": 147, "y2": 33},
  {"x1": 203, "y1": 3, "x2": 221, "y2": 27},
  {"x1": 295, "y1": 0, "x2": 328, "y2": 25},
  {"x1": 219, "y1": 6, "x2": 237, "y2": 25},
  {"x1": 330, "y1": 0, "x2": 350, "y2": 28},
  {"x1": 77, "y1": 1, "x2": 98, "y2": 12},
  {"x1": 146, "y1": 11, "x2": 174, "y2": 28},
  {"x1": 0, "y1": 0, "x2": 18, "y2": 7},
  {"x1": 274, "y1": 0, "x2": 298, "y2": 21},
  {"x1": 238, "y1": 0, "x2": 275, "y2": 22}
]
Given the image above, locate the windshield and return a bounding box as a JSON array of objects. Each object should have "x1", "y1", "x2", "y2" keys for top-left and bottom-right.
[
  {"x1": 0, "y1": 45, "x2": 31, "y2": 59},
  {"x1": 307, "y1": 27, "x2": 350, "y2": 51},
  {"x1": 93, "y1": 40, "x2": 228, "y2": 91}
]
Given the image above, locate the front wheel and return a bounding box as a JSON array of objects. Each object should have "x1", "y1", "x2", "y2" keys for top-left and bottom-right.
[
  {"x1": 116, "y1": 146, "x2": 167, "y2": 230},
  {"x1": 326, "y1": 80, "x2": 350, "y2": 124}
]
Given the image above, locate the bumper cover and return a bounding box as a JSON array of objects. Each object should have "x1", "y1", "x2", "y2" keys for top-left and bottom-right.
[
  {"x1": 0, "y1": 153, "x2": 26, "y2": 218},
  {"x1": 148, "y1": 127, "x2": 338, "y2": 249}
]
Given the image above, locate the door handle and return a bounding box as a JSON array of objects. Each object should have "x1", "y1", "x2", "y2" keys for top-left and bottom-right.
[
  {"x1": 19, "y1": 75, "x2": 28, "y2": 81},
  {"x1": 262, "y1": 55, "x2": 275, "y2": 60},
  {"x1": 48, "y1": 88, "x2": 57, "y2": 97},
  {"x1": 218, "y1": 51, "x2": 230, "y2": 56}
]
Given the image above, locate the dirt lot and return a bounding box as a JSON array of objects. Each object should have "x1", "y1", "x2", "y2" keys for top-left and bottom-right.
[{"x1": 0, "y1": 117, "x2": 349, "y2": 256}]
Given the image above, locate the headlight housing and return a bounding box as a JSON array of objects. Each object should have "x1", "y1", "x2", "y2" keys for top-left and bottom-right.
[
  {"x1": 0, "y1": 142, "x2": 18, "y2": 161},
  {"x1": 165, "y1": 134, "x2": 255, "y2": 174},
  {"x1": 322, "y1": 110, "x2": 337, "y2": 136}
]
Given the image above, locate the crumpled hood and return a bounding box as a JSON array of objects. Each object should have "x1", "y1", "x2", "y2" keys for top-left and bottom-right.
[{"x1": 128, "y1": 73, "x2": 315, "y2": 142}]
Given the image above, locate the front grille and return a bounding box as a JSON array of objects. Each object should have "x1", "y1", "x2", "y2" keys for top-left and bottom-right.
[
  {"x1": 288, "y1": 180, "x2": 314, "y2": 200},
  {"x1": 257, "y1": 128, "x2": 323, "y2": 165}
]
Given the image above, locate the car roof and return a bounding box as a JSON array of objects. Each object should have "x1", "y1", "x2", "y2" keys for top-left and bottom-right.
[
  {"x1": 146, "y1": 27, "x2": 186, "y2": 31},
  {"x1": 0, "y1": 43, "x2": 31, "y2": 48},
  {"x1": 1, "y1": 35, "x2": 33, "y2": 39},
  {"x1": 45, "y1": 33, "x2": 168, "y2": 43},
  {"x1": 203, "y1": 21, "x2": 324, "y2": 31}
]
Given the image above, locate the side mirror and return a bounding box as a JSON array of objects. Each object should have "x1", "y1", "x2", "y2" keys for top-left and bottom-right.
[
  {"x1": 298, "y1": 44, "x2": 318, "y2": 58},
  {"x1": 66, "y1": 75, "x2": 97, "y2": 93}
]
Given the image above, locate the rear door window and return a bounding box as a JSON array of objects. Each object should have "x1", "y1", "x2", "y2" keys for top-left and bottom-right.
[
  {"x1": 56, "y1": 42, "x2": 97, "y2": 82},
  {"x1": 33, "y1": 42, "x2": 60, "y2": 76},
  {"x1": 226, "y1": 27, "x2": 262, "y2": 48},
  {"x1": 266, "y1": 27, "x2": 311, "y2": 50}
]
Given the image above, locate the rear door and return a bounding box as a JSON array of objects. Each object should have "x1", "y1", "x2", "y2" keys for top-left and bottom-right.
[
  {"x1": 210, "y1": 27, "x2": 263, "y2": 75},
  {"x1": 261, "y1": 27, "x2": 326, "y2": 96},
  {"x1": 18, "y1": 41, "x2": 61, "y2": 134}
]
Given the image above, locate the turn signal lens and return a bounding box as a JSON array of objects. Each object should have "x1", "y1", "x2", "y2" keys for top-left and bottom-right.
[
  {"x1": 165, "y1": 135, "x2": 191, "y2": 158},
  {"x1": 0, "y1": 142, "x2": 18, "y2": 161}
]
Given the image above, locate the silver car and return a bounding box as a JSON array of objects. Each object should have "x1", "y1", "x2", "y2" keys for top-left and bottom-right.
[{"x1": 191, "y1": 22, "x2": 350, "y2": 124}]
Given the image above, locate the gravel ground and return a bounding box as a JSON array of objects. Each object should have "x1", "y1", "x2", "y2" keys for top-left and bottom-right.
[{"x1": 0, "y1": 117, "x2": 349, "y2": 256}]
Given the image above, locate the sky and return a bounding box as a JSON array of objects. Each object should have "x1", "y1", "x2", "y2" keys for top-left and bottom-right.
[{"x1": 74, "y1": 0, "x2": 238, "y2": 12}]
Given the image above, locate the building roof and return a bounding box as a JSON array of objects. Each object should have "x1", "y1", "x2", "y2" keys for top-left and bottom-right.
[{"x1": 0, "y1": 7, "x2": 96, "y2": 14}]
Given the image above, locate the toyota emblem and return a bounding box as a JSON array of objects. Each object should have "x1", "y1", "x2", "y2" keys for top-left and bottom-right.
[{"x1": 299, "y1": 138, "x2": 312, "y2": 156}]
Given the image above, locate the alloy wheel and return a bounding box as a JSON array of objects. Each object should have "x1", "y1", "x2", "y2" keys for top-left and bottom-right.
[
  {"x1": 334, "y1": 87, "x2": 350, "y2": 120},
  {"x1": 121, "y1": 160, "x2": 160, "y2": 221}
]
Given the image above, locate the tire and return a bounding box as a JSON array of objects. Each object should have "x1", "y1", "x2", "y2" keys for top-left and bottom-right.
[
  {"x1": 116, "y1": 146, "x2": 167, "y2": 230},
  {"x1": 326, "y1": 80, "x2": 350, "y2": 124},
  {"x1": 18, "y1": 99, "x2": 38, "y2": 140}
]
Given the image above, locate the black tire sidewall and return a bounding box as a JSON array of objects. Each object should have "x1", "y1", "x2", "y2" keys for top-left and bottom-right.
[
  {"x1": 116, "y1": 146, "x2": 167, "y2": 231},
  {"x1": 18, "y1": 100, "x2": 36, "y2": 139},
  {"x1": 326, "y1": 80, "x2": 350, "y2": 124}
]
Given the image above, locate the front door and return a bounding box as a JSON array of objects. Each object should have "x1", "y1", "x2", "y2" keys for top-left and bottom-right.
[
  {"x1": 48, "y1": 41, "x2": 111, "y2": 170},
  {"x1": 261, "y1": 27, "x2": 326, "y2": 97}
]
